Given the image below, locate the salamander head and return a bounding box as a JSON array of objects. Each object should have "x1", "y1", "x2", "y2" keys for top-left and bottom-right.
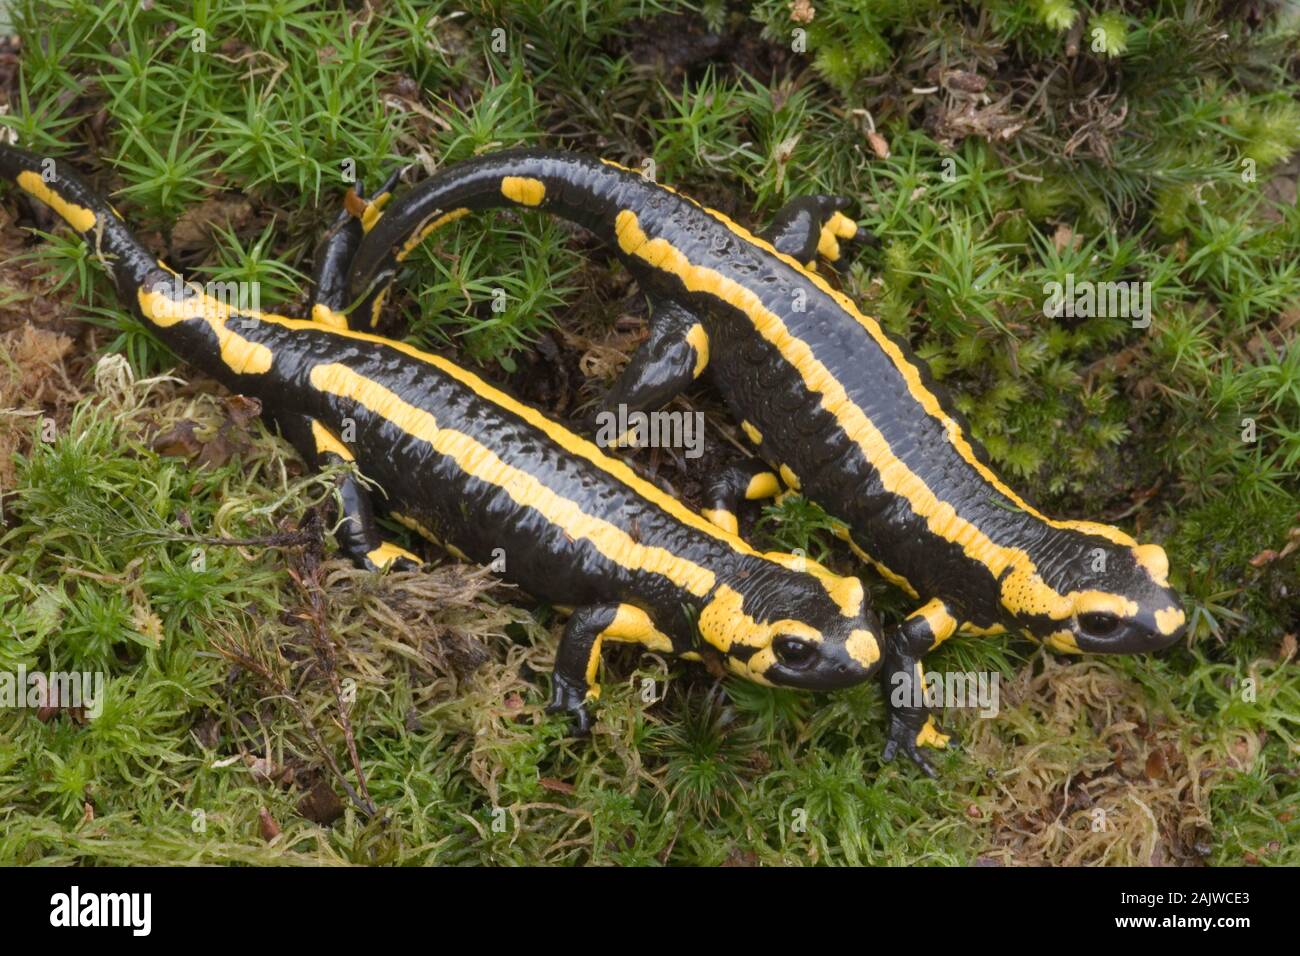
[
  {"x1": 1010, "y1": 539, "x2": 1187, "y2": 655},
  {"x1": 698, "y1": 556, "x2": 883, "y2": 691}
]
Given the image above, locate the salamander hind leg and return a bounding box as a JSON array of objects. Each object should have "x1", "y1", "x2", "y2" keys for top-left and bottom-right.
[
  {"x1": 275, "y1": 412, "x2": 421, "y2": 572},
  {"x1": 602, "y1": 298, "x2": 709, "y2": 418},
  {"x1": 761, "y1": 195, "x2": 873, "y2": 270},
  {"x1": 879, "y1": 598, "x2": 960, "y2": 777},
  {"x1": 310, "y1": 166, "x2": 407, "y2": 330},
  {"x1": 701, "y1": 460, "x2": 783, "y2": 534}
]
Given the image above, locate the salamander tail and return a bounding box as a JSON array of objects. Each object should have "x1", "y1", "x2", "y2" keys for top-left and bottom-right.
[{"x1": 0, "y1": 143, "x2": 162, "y2": 297}]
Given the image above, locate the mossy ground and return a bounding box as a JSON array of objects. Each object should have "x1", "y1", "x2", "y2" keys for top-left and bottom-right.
[{"x1": 0, "y1": 1, "x2": 1296, "y2": 865}]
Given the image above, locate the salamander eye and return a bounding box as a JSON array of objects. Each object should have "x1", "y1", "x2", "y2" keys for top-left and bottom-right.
[
  {"x1": 774, "y1": 636, "x2": 816, "y2": 666},
  {"x1": 1078, "y1": 612, "x2": 1121, "y2": 638}
]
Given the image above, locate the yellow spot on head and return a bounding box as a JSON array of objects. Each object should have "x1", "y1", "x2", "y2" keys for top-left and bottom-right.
[
  {"x1": 1001, "y1": 568, "x2": 1141, "y2": 623},
  {"x1": 822, "y1": 574, "x2": 864, "y2": 618},
  {"x1": 17, "y1": 170, "x2": 97, "y2": 232},
  {"x1": 1133, "y1": 543, "x2": 1171, "y2": 588},
  {"x1": 1155, "y1": 606, "x2": 1185, "y2": 636},
  {"x1": 1044, "y1": 629, "x2": 1081, "y2": 654},
  {"x1": 727, "y1": 654, "x2": 775, "y2": 687},
  {"x1": 741, "y1": 421, "x2": 763, "y2": 445},
  {"x1": 778, "y1": 464, "x2": 800, "y2": 490},
  {"x1": 698, "y1": 583, "x2": 820, "y2": 655},
  {"x1": 501, "y1": 176, "x2": 546, "y2": 206},
  {"x1": 845, "y1": 628, "x2": 880, "y2": 668},
  {"x1": 1073, "y1": 592, "x2": 1139, "y2": 619}
]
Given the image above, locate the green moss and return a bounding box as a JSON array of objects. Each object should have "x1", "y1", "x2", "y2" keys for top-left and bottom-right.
[{"x1": 0, "y1": 0, "x2": 1296, "y2": 867}]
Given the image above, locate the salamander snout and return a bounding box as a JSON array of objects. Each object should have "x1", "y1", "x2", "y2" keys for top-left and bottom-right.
[
  {"x1": 1067, "y1": 590, "x2": 1187, "y2": 654},
  {"x1": 1053, "y1": 576, "x2": 1187, "y2": 655},
  {"x1": 767, "y1": 610, "x2": 884, "y2": 690},
  {"x1": 1034, "y1": 542, "x2": 1188, "y2": 655}
]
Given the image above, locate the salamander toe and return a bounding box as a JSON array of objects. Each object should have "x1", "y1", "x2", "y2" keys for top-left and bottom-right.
[{"x1": 546, "y1": 674, "x2": 594, "y2": 738}]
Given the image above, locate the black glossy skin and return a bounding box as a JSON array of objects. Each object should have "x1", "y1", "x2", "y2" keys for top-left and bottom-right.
[
  {"x1": 0, "y1": 144, "x2": 884, "y2": 731},
  {"x1": 345, "y1": 149, "x2": 1188, "y2": 771}
]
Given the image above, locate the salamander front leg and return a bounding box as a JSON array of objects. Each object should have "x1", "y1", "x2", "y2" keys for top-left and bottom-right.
[
  {"x1": 701, "y1": 461, "x2": 783, "y2": 534},
  {"x1": 274, "y1": 412, "x2": 421, "y2": 572},
  {"x1": 546, "y1": 603, "x2": 674, "y2": 736},
  {"x1": 761, "y1": 195, "x2": 872, "y2": 270},
  {"x1": 879, "y1": 598, "x2": 959, "y2": 777},
  {"x1": 602, "y1": 299, "x2": 709, "y2": 417}
]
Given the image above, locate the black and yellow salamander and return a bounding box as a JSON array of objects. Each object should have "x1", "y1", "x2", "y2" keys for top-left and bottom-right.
[
  {"x1": 0, "y1": 143, "x2": 884, "y2": 733},
  {"x1": 342, "y1": 149, "x2": 1188, "y2": 773}
]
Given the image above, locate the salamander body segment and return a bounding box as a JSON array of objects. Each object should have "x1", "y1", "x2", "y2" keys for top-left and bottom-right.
[
  {"x1": 347, "y1": 149, "x2": 1187, "y2": 771},
  {"x1": 0, "y1": 144, "x2": 884, "y2": 732}
]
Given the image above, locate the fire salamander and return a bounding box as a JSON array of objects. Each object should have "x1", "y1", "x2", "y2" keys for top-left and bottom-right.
[
  {"x1": 0, "y1": 144, "x2": 885, "y2": 733},
  {"x1": 344, "y1": 149, "x2": 1188, "y2": 773}
]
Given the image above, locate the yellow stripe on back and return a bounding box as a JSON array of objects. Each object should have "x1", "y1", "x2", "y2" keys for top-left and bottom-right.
[
  {"x1": 397, "y1": 208, "x2": 470, "y2": 262},
  {"x1": 598, "y1": 159, "x2": 1136, "y2": 550},
  {"x1": 137, "y1": 282, "x2": 273, "y2": 375},
  {"x1": 17, "y1": 171, "x2": 97, "y2": 232},
  {"x1": 309, "y1": 362, "x2": 719, "y2": 597},
  {"x1": 678, "y1": 201, "x2": 1136, "y2": 548},
  {"x1": 136, "y1": 272, "x2": 765, "y2": 558},
  {"x1": 612, "y1": 209, "x2": 1119, "y2": 620}
]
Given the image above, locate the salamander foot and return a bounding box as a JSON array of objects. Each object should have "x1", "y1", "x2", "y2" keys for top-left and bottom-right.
[
  {"x1": 546, "y1": 674, "x2": 594, "y2": 737},
  {"x1": 881, "y1": 711, "x2": 957, "y2": 778}
]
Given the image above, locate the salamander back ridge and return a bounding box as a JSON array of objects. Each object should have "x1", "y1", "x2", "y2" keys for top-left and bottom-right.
[{"x1": 0, "y1": 143, "x2": 885, "y2": 736}]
